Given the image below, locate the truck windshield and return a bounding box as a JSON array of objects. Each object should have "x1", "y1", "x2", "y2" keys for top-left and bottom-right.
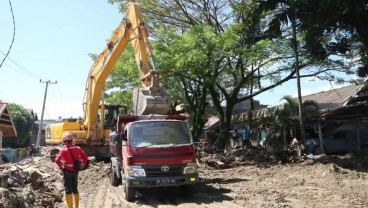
[{"x1": 130, "y1": 121, "x2": 192, "y2": 148}]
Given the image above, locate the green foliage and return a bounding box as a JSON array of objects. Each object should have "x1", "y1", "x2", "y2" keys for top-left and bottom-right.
[
  {"x1": 5, "y1": 103, "x2": 33, "y2": 147},
  {"x1": 261, "y1": 0, "x2": 368, "y2": 78},
  {"x1": 275, "y1": 96, "x2": 320, "y2": 139},
  {"x1": 105, "y1": 0, "x2": 367, "y2": 148},
  {"x1": 104, "y1": 44, "x2": 140, "y2": 109},
  {"x1": 105, "y1": 90, "x2": 133, "y2": 111}
]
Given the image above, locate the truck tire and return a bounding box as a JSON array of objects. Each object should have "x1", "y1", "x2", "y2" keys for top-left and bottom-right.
[
  {"x1": 110, "y1": 163, "x2": 121, "y2": 186},
  {"x1": 122, "y1": 175, "x2": 135, "y2": 202}
]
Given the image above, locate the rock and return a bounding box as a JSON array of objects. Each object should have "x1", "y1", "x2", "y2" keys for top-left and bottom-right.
[{"x1": 8, "y1": 176, "x2": 22, "y2": 187}]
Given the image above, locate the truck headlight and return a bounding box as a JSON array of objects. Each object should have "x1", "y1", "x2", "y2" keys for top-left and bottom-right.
[
  {"x1": 127, "y1": 166, "x2": 146, "y2": 177},
  {"x1": 183, "y1": 163, "x2": 198, "y2": 174}
]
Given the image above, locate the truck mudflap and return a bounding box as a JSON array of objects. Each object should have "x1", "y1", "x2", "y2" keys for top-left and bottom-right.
[{"x1": 126, "y1": 173, "x2": 198, "y2": 188}]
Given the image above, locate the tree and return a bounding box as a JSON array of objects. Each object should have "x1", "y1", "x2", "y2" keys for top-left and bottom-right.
[
  {"x1": 106, "y1": 0, "x2": 364, "y2": 149},
  {"x1": 261, "y1": 0, "x2": 368, "y2": 78},
  {"x1": 5, "y1": 103, "x2": 33, "y2": 147},
  {"x1": 275, "y1": 95, "x2": 319, "y2": 148},
  {"x1": 258, "y1": 0, "x2": 368, "y2": 141},
  {"x1": 259, "y1": 0, "x2": 308, "y2": 141},
  {"x1": 300, "y1": 0, "x2": 368, "y2": 77}
]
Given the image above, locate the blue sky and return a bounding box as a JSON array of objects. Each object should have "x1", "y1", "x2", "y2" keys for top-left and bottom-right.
[
  {"x1": 0, "y1": 1, "x2": 122, "y2": 119},
  {"x1": 0, "y1": 1, "x2": 350, "y2": 120}
]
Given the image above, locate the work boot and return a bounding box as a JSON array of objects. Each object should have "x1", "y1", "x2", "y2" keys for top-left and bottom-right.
[
  {"x1": 73, "y1": 193, "x2": 79, "y2": 208},
  {"x1": 65, "y1": 194, "x2": 73, "y2": 208}
]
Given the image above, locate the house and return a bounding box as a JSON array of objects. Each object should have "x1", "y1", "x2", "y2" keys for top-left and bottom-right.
[
  {"x1": 232, "y1": 83, "x2": 368, "y2": 123},
  {"x1": 319, "y1": 84, "x2": 368, "y2": 120},
  {"x1": 302, "y1": 84, "x2": 363, "y2": 110},
  {"x1": 31, "y1": 119, "x2": 59, "y2": 146},
  {"x1": 233, "y1": 99, "x2": 268, "y2": 114},
  {"x1": 205, "y1": 98, "x2": 267, "y2": 132},
  {"x1": 0, "y1": 103, "x2": 17, "y2": 149},
  {"x1": 26, "y1": 109, "x2": 38, "y2": 121},
  {"x1": 229, "y1": 83, "x2": 368, "y2": 148}
]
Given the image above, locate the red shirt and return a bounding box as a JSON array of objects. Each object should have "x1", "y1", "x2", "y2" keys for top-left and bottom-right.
[{"x1": 55, "y1": 144, "x2": 88, "y2": 171}]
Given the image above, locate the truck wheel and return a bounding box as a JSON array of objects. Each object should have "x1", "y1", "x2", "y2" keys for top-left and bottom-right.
[
  {"x1": 110, "y1": 163, "x2": 121, "y2": 186},
  {"x1": 122, "y1": 176, "x2": 135, "y2": 202}
]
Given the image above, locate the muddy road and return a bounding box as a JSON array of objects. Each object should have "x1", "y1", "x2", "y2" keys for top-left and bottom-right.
[
  {"x1": 1, "y1": 146, "x2": 368, "y2": 208},
  {"x1": 76, "y1": 147, "x2": 368, "y2": 208}
]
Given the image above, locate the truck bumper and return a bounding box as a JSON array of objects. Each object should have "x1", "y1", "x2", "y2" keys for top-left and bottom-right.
[{"x1": 126, "y1": 173, "x2": 198, "y2": 188}]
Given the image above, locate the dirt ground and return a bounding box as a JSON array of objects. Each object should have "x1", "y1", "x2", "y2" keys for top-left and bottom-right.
[{"x1": 1, "y1": 145, "x2": 368, "y2": 208}]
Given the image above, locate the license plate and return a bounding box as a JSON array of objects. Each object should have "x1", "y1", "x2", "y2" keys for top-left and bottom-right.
[{"x1": 156, "y1": 179, "x2": 175, "y2": 184}]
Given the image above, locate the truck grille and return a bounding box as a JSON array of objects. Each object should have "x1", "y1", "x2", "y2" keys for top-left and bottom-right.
[{"x1": 144, "y1": 165, "x2": 183, "y2": 177}]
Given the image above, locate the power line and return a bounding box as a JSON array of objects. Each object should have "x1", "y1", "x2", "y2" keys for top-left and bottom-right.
[
  {"x1": 0, "y1": 0, "x2": 16, "y2": 69},
  {"x1": 0, "y1": 50, "x2": 43, "y2": 80}
]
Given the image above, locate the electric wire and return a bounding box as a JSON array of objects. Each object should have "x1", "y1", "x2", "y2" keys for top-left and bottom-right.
[
  {"x1": 0, "y1": 50, "x2": 43, "y2": 80},
  {"x1": 0, "y1": 0, "x2": 16, "y2": 69}
]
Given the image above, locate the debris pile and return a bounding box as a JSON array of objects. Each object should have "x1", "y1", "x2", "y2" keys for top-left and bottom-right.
[
  {"x1": 0, "y1": 148, "x2": 64, "y2": 208},
  {"x1": 198, "y1": 144, "x2": 307, "y2": 170}
]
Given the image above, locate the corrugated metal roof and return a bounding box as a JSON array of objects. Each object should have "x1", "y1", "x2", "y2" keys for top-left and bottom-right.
[
  {"x1": 321, "y1": 83, "x2": 368, "y2": 120},
  {"x1": 0, "y1": 103, "x2": 17, "y2": 137},
  {"x1": 231, "y1": 83, "x2": 367, "y2": 122},
  {"x1": 302, "y1": 84, "x2": 363, "y2": 110}
]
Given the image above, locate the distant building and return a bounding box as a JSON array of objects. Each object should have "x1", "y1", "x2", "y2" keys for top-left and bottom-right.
[
  {"x1": 233, "y1": 99, "x2": 268, "y2": 114},
  {"x1": 26, "y1": 109, "x2": 38, "y2": 121},
  {"x1": 205, "y1": 98, "x2": 266, "y2": 132},
  {"x1": 0, "y1": 103, "x2": 17, "y2": 149},
  {"x1": 232, "y1": 83, "x2": 368, "y2": 123},
  {"x1": 31, "y1": 119, "x2": 60, "y2": 146}
]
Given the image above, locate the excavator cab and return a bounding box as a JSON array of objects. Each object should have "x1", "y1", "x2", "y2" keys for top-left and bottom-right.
[{"x1": 100, "y1": 104, "x2": 127, "y2": 131}]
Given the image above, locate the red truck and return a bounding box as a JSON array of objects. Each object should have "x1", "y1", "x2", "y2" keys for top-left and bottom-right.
[{"x1": 109, "y1": 115, "x2": 199, "y2": 201}]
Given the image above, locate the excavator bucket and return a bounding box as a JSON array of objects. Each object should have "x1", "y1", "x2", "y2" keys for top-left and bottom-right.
[{"x1": 133, "y1": 88, "x2": 170, "y2": 115}]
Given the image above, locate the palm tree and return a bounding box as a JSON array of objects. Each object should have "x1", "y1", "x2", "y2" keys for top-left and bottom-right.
[
  {"x1": 275, "y1": 95, "x2": 320, "y2": 149},
  {"x1": 259, "y1": 0, "x2": 305, "y2": 142}
]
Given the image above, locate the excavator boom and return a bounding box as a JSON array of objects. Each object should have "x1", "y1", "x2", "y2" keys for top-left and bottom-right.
[
  {"x1": 83, "y1": 2, "x2": 170, "y2": 139},
  {"x1": 45, "y1": 2, "x2": 170, "y2": 153}
]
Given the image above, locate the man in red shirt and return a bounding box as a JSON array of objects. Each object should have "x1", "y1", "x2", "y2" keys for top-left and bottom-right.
[{"x1": 55, "y1": 132, "x2": 88, "y2": 208}]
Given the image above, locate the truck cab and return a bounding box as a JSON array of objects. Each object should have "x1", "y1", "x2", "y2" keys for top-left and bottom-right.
[{"x1": 109, "y1": 115, "x2": 198, "y2": 201}]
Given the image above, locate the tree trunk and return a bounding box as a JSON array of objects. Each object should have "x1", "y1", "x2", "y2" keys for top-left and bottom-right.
[{"x1": 291, "y1": 15, "x2": 305, "y2": 142}]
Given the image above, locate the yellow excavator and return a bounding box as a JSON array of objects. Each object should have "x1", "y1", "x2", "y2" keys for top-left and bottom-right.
[{"x1": 45, "y1": 2, "x2": 170, "y2": 158}]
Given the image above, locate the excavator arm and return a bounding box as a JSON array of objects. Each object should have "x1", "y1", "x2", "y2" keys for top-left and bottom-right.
[{"x1": 83, "y1": 2, "x2": 170, "y2": 140}]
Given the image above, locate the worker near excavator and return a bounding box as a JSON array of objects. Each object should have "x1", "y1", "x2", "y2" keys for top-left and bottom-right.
[{"x1": 55, "y1": 132, "x2": 88, "y2": 208}]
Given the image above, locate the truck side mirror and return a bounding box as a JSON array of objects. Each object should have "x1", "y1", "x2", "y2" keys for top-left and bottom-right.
[{"x1": 111, "y1": 133, "x2": 121, "y2": 145}]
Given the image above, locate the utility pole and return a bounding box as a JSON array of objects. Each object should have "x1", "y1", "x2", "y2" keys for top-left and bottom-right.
[{"x1": 36, "y1": 80, "x2": 57, "y2": 148}]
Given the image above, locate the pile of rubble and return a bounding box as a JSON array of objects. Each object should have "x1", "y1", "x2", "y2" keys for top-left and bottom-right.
[
  {"x1": 0, "y1": 148, "x2": 64, "y2": 208},
  {"x1": 198, "y1": 144, "x2": 306, "y2": 169}
]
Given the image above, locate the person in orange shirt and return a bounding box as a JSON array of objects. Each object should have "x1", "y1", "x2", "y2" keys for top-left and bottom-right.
[{"x1": 55, "y1": 132, "x2": 88, "y2": 208}]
